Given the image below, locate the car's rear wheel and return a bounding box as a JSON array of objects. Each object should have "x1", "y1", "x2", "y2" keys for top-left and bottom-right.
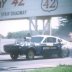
[
  {"x1": 59, "y1": 48, "x2": 69, "y2": 58},
  {"x1": 10, "y1": 53, "x2": 18, "y2": 60},
  {"x1": 43, "y1": 54, "x2": 49, "y2": 59},
  {"x1": 43, "y1": 51, "x2": 51, "y2": 59},
  {"x1": 26, "y1": 50, "x2": 35, "y2": 60}
]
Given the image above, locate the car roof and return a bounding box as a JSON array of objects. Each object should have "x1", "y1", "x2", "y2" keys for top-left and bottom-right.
[
  {"x1": 32, "y1": 35, "x2": 60, "y2": 39},
  {"x1": 31, "y1": 35, "x2": 70, "y2": 43}
]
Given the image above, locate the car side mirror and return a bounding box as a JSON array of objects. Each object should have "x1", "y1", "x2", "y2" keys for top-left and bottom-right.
[{"x1": 58, "y1": 39, "x2": 62, "y2": 43}]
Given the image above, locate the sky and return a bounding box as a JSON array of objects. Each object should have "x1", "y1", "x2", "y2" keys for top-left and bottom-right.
[{"x1": 0, "y1": 17, "x2": 59, "y2": 36}]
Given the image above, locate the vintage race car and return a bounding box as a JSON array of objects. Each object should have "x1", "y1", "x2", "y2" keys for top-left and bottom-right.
[{"x1": 4, "y1": 35, "x2": 70, "y2": 60}]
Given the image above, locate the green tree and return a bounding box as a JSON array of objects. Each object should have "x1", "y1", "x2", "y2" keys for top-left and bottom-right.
[
  {"x1": 57, "y1": 15, "x2": 72, "y2": 40},
  {"x1": 7, "y1": 32, "x2": 13, "y2": 38}
]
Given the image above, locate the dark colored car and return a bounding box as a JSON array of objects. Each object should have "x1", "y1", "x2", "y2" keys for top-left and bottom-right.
[{"x1": 4, "y1": 35, "x2": 69, "y2": 60}]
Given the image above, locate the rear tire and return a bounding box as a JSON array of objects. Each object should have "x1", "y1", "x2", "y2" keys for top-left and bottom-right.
[
  {"x1": 43, "y1": 55, "x2": 50, "y2": 59},
  {"x1": 10, "y1": 53, "x2": 18, "y2": 60},
  {"x1": 59, "y1": 48, "x2": 69, "y2": 58},
  {"x1": 43, "y1": 51, "x2": 51, "y2": 59},
  {"x1": 26, "y1": 50, "x2": 35, "y2": 60}
]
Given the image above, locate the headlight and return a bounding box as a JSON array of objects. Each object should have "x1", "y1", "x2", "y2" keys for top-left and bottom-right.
[{"x1": 20, "y1": 42, "x2": 32, "y2": 46}]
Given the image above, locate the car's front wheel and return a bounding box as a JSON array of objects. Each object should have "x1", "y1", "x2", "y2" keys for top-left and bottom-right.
[
  {"x1": 26, "y1": 50, "x2": 35, "y2": 60},
  {"x1": 10, "y1": 53, "x2": 18, "y2": 60}
]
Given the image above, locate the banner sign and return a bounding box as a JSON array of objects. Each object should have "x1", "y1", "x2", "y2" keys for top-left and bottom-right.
[{"x1": 0, "y1": 0, "x2": 72, "y2": 20}]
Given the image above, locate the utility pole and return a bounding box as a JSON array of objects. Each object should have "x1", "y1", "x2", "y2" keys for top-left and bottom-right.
[{"x1": 42, "y1": 17, "x2": 52, "y2": 35}]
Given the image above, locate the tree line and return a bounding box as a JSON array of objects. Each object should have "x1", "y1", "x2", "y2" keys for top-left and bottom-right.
[{"x1": 0, "y1": 15, "x2": 72, "y2": 40}]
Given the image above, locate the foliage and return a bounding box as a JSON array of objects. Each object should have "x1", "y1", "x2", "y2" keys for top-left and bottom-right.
[
  {"x1": 57, "y1": 15, "x2": 72, "y2": 40},
  {"x1": 0, "y1": 34, "x2": 4, "y2": 38},
  {"x1": 6, "y1": 30, "x2": 42, "y2": 39},
  {"x1": 7, "y1": 31, "x2": 29, "y2": 39},
  {"x1": 27, "y1": 65, "x2": 72, "y2": 72}
]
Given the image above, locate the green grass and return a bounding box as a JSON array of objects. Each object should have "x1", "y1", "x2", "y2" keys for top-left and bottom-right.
[{"x1": 27, "y1": 65, "x2": 72, "y2": 72}]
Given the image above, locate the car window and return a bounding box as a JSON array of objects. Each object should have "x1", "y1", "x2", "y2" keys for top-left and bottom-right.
[
  {"x1": 31, "y1": 37, "x2": 43, "y2": 43},
  {"x1": 44, "y1": 37, "x2": 56, "y2": 43},
  {"x1": 58, "y1": 39, "x2": 62, "y2": 43}
]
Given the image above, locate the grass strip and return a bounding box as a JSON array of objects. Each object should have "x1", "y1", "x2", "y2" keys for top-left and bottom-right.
[{"x1": 25, "y1": 65, "x2": 72, "y2": 72}]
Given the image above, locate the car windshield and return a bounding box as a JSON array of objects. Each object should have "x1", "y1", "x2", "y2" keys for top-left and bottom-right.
[
  {"x1": 15, "y1": 37, "x2": 31, "y2": 44},
  {"x1": 31, "y1": 37, "x2": 43, "y2": 43}
]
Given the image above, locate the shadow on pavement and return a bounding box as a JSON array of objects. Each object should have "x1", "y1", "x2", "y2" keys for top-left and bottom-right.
[{"x1": 0, "y1": 56, "x2": 65, "y2": 62}]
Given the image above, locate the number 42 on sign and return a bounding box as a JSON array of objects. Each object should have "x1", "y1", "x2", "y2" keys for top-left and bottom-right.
[{"x1": 12, "y1": 0, "x2": 24, "y2": 6}]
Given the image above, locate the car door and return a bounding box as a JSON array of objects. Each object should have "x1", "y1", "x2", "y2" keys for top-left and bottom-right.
[{"x1": 42, "y1": 37, "x2": 58, "y2": 54}]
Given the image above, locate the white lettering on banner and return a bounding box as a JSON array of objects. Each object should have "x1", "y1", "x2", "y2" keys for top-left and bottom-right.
[
  {"x1": 0, "y1": 0, "x2": 72, "y2": 20},
  {"x1": 41, "y1": 0, "x2": 58, "y2": 12}
]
